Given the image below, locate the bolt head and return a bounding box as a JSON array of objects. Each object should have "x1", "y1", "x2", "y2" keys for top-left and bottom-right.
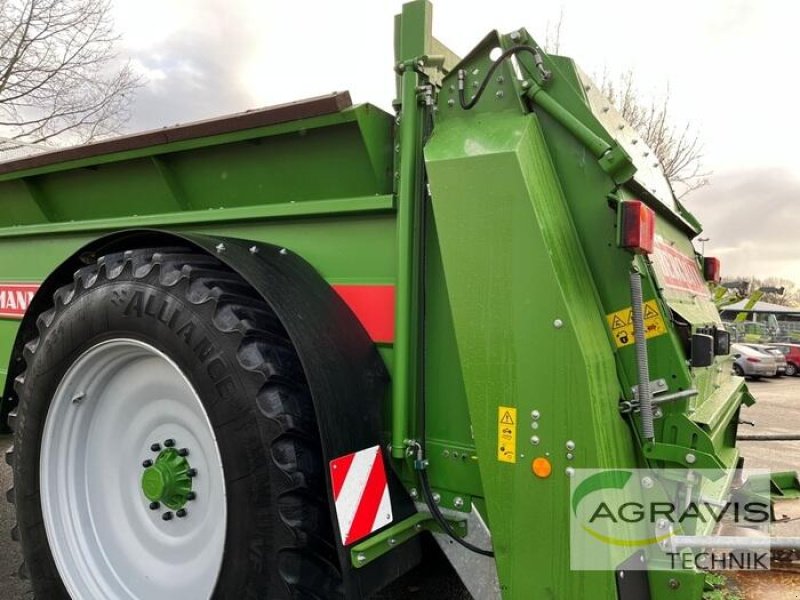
[
  {"x1": 279, "y1": 248, "x2": 288, "y2": 255},
  {"x1": 409, "y1": 488, "x2": 418, "y2": 499},
  {"x1": 553, "y1": 319, "x2": 564, "y2": 329},
  {"x1": 149, "y1": 501, "x2": 160, "y2": 510},
  {"x1": 187, "y1": 468, "x2": 198, "y2": 478},
  {"x1": 249, "y1": 245, "x2": 259, "y2": 254},
  {"x1": 685, "y1": 453, "x2": 697, "y2": 465},
  {"x1": 215, "y1": 243, "x2": 225, "y2": 253},
  {"x1": 356, "y1": 553, "x2": 366, "y2": 563},
  {"x1": 668, "y1": 578, "x2": 680, "y2": 590},
  {"x1": 164, "y1": 439, "x2": 175, "y2": 448},
  {"x1": 531, "y1": 410, "x2": 540, "y2": 420},
  {"x1": 453, "y1": 496, "x2": 464, "y2": 509},
  {"x1": 142, "y1": 459, "x2": 153, "y2": 468},
  {"x1": 150, "y1": 443, "x2": 161, "y2": 452},
  {"x1": 566, "y1": 440, "x2": 576, "y2": 451},
  {"x1": 530, "y1": 435, "x2": 540, "y2": 446},
  {"x1": 432, "y1": 492, "x2": 441, "y2": 504},
  {"x1": 186, "y1": 491, "x2": 197, "y2": 501},
  {"x1": 177, "y1": 448, "x2": 189, "y2": 457},
  {"x1": 565, "y1": 467, "x2": 575, "y2": 477},
  {"x1": 176, "y1": 509, "x2": 187, "y2": 518},
  {"x1": 388, "y1": 537, "x2": 397, "y2": 546},
  {"x1": 162, "y1": 512, "x2": 173, "y2": 521},
  {"x1": 642, "y1": 476, "x2": 654, "y2": 489},
  {"x1": 566, "y1": 453, "x2": 574, "y2": 460}
]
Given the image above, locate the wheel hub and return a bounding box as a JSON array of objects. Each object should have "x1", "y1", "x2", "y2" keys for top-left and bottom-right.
[
  {"x1": 141, "y1": 445, "x2": 195, "y2": 511},
  {"x1": 39, "y1": 338, "x2": 226, "y2": 599}
]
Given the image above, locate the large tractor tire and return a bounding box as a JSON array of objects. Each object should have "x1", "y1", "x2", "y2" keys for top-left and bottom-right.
[{"x1": 5, "y1": 248, "x2": 342, "y2": 599}]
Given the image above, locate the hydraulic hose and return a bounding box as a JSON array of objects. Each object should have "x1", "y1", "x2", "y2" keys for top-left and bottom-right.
[
  {"x1": 457, "y1": 45, "x2": 550, "y2": 110},
  {"x1": 630, "y1": 270, "x2": 655, "y2": 442}
]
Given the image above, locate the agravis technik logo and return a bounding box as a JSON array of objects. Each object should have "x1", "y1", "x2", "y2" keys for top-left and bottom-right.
[{"x1": 569, "y1": 468, "x2": 772, "y2": 571}]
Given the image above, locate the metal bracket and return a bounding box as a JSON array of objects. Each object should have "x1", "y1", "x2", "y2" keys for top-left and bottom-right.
[
  {"x1": 642, "y1": 442, "x2": 725, "y2": 475},
  {"x1": 598, "y1": 144, "x2": 637, "y2": 183},
  {"x1": 620, "y1": 381, "x2": 699, "y2": 415},
  {"x1": 631, "y1": 379, "x2": 669, "y2": 399},
  {"x1": 350, "y1": 512, "x2": 467, "y2": 569}
]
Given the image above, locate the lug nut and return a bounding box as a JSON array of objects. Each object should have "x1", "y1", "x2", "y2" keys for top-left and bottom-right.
[
  {"x1": 150, "y1": 443, "x2": 161, "y2": 452},
  {"x1": 177, "y1": 448, "x2": 189, "y2": 457},
  {"x1": 187, "y1": 468, "x2": 198, "y2": 478},
  {"x1": 142, "y1": 459, "x2": 153, "y2": 468},
  {"x1": 149, "y1": 501, "x2": 160, "y2": 510},
  {"x1": 186, "y1": 491, "x2": 197, "y2": 501},
  {"x1": 176, "y1": 509, "x2": 187, "y2": 518},
  {"x1": 164, "y1": 439, "x2": 175, "y2": 448},
  {"x1": 162, "y1": 512, "x2": 173, "y2": 521}
]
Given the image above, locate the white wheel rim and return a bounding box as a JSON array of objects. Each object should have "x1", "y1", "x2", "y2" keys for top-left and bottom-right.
[{"x1": 40, "y1": 338, "x2": 227, "y2": 599}]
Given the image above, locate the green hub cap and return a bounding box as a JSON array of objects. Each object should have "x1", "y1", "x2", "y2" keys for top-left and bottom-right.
[{"x1": 141, "y1": 448, "x2": 194, "y2": 510}]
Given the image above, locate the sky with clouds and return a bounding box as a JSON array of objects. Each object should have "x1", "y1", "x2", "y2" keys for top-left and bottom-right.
[{"x1": 111, "y1": 0, "x2": 799, "y2": 285}]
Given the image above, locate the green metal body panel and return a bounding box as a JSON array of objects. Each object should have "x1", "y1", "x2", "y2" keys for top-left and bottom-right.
[
  {"x1": 0, "y1": 103, "x2": 398, "y2": 386},
  {"x1": 425, "y1": 111, "x2": 634, "y2": 598},
  {"x1": 0, "y1": 3, "x2": 750, "y2": 599}
]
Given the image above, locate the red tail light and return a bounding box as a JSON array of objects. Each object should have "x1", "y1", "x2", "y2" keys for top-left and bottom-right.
[
  {"x1": 703, "y1": 256, "x2": 721, "y2": 283},
  {"x1": 746, "y1": 357, "x2": 760, "y2": 363},
  {"x1": 619, "y1": 200, "x2": 655, "y2": 254}
]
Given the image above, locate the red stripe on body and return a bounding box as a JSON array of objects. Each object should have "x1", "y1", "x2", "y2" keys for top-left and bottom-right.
[
  {"x1": 344, "y1": 450, "x2": 388, "y2": 545},
  {"x1": 0, "y1": 284, "x2": 39, "y2": 319},
  {"x1": 329, "y1": 452, "x2": 356, "y2": 501},
  {"x1": 333, "y1": 284, "x2": 395, "y2": 343},
  {"x1": 0, "y1": 282, "x2": 398, "y2": 341}
]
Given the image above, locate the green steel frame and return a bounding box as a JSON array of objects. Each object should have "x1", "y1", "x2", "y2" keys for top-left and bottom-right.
[{"x1": 0, "y1": 3, "x2": 752, "y2": 599}]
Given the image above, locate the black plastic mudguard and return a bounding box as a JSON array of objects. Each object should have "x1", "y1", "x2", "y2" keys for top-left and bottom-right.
[{"x1": 4, "y1": 229, "x2": 420, "y2": 599}]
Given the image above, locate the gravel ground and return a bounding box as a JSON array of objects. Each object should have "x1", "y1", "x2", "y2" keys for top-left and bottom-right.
[
  {"x1": 0, "y1": 436, "x2": 32, "y2": 599},
  {"x1": 0, "y1": 376, "x2": 798, "y2": 599}
]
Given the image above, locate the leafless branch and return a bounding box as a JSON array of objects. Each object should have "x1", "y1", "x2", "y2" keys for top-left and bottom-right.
[
  {"x1": 0, "y1": 0, "x2": 142, "y2": 148},
  {"x1": 544, "y1": 8, "x2": 564, "y2": 54},
  {"x1": 600, "y1": 71, "x2": 711, "y2": 197}
]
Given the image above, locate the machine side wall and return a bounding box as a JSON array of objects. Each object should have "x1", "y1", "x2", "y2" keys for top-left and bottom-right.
[{"x1": 425, "y1": 110, "x2": 635, "y2": 599}]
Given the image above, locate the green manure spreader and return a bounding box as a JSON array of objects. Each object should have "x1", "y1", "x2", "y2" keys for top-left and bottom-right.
[{"x1": 1, "y1": 2, "x2": 774, "y2": 599}]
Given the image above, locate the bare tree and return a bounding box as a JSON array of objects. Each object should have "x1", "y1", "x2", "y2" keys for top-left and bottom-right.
[
  {"x1": 601, "y1": 72, "x2": 709, "y2": 197},
  {"x1": 543, "y1": 8, "x2": 564, "y2": 55},
  {"x1": 0, "y1": 0, "x2": 140, "y2": 152}
]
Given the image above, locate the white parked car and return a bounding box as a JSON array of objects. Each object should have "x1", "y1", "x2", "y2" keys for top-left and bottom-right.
[
  {"x1": 742, "y1": 344, "x2": 787, "y2": 376},
  {"x1": 731, "y1": 343, "x2": 778, "y2": 379}
]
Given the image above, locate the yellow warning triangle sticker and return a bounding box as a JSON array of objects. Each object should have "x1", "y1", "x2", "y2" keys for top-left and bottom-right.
[
  {"x1": 500, "y1": 411, "x2": 515, "y2": 425},
  {"x1": 644, "y1": 304, "x2": 659, "y2": 320},
  {"x1": 611, "y1": 315, "x2": 626, "y2": 330}
]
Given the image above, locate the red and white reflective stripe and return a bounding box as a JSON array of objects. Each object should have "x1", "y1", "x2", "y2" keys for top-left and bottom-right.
[
  {"x1": 329, "y1": 445, "x2": 393, "y2": 546},
  {"x1": 0, "y1": 283, "x2": 39, "y2": 318}
]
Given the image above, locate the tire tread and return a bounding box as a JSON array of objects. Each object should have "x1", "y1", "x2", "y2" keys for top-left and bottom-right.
[{"x1": 6, "y1": 247, "x2": 341, "y2": 598}]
